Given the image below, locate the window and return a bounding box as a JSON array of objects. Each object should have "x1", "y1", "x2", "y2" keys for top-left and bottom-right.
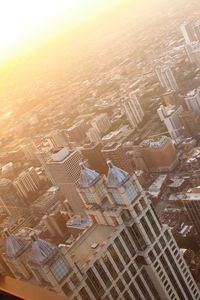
[
  {"x1": 101, "y1": 252, "x2": 117, "y2": 280},
  {"x1": 121, "y1": 230, "x2": 136, "y2": 257},
  {"x1": 154, "y1": 244, "x2": 160, "y2": 255},
  {"x1": 130, "y1": 282, "x2": 143, "y2": 300},
  {"x1": 61, "y1": 282, "x2": 71, "y2": 296},
  {"x1": 123, "y1": 291, "x2": 132, "y2": 300},
  {"x1": 79, "y1": 287, "x2": 92, "y2": 300},
  {"x1": 123, "y1": 271, "x2": 131, "y2": 284},
  {"x1": 114, "y1": 237, "x2": 130, "y2": 264},
  {"x1": 125, "y1": 183, "x2": 138, "y2": 203},
  {"x1": 86, "y1": 268, "x2": 104, "y2": 297},
  {"x1": 129, "y1": 264, "x2": 137, "y2": 276},
  {"x1": 85, "y1": 192, "x2": 96, "y2": 204},
  {"x1": 128, "y1": 224, "x2": 147, "y2": 251},
  {"x1": 108, "y1": 245, "x2": 124, "y2": 272},
  {"x1": 50, "y1": 259, "x2": 69, "y2": 283},
  {"x1": 112, "y1": 191, "x2": 123, "y2": 205},
  {"x1": 110, "y1": 287, "x2": 118, "y2": 299},
  {"x1": 70, "y1": 274, "x2": 79, "y2": 287},
  {"x1": 141, "y1": 217, "x2": 155, "y2": 243},
  {"x1": 94, "y1": 261, "x2": 111, "y2": 288},
  {"x1": 146, "y1": 211, "x2": 160, "y2": 236},
  {"x1": 117, "y1": 279, "x2": 125, "y2": 292}
]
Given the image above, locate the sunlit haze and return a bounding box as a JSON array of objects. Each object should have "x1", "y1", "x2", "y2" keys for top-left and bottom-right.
[{"x1": 0, "y1": 0, "x2": 121, "y2": 61}]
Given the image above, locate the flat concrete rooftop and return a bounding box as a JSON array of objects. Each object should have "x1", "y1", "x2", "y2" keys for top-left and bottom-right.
[{"x1": 69, "y1": 224, "x2": 115, "y2": 266}]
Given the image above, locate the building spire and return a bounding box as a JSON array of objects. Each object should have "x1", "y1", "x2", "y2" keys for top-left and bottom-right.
[
  {"x1": 106, "y1": 160, "x2": 129, "y2": 188},
  {"x1": 79, "y1": 162, "x2": 101, "y2": 188}
]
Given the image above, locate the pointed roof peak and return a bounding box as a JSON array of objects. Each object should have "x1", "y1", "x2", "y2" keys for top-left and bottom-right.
[
  {"x1": 31, "y1": 238, "x2": 58, "y2": 266},
  {"x1": 106, "y1": 161, "x2": 129, "y2": 188},
  {"x1": 79, "y1": 162, "x2": 101, "y2": 188},
  {"x1": 5, "y1": 234, "x2": 29, "y2": 258}
]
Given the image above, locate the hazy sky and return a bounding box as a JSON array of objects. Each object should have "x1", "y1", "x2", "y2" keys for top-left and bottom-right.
[{"x1": 0, "y1": 0, "x2": 123, "y2": 61}]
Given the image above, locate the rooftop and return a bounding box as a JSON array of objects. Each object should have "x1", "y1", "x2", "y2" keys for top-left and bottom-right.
[{"x1": 69, "y1": 224, "x2": 115, "y2": 266}]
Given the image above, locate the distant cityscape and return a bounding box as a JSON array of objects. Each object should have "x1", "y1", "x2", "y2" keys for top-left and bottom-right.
[{"x1": 2, "y1": 0, "x2": 200, "y2": 299}]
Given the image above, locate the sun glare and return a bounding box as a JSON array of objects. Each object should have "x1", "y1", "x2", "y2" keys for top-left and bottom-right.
[{"x1": 0, "y1": 0, "x2": 118, "y2": 61}]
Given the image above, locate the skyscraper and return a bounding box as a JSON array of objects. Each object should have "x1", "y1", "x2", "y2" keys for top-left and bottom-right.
[
  {"x1": 122, "y1": 91, "x2": 144, "y2": 129},
  {"x1": 101, "y1": 142, "x2": 134, "y2": 174},
  {"x1": 39, "y1": 148, "x2": 85, "y2": 214},
  {"x1": 180, "y1": 22, "x2": 196, "y2": 45},
  {"x1": 13, "y1": 167, "x2": 41, "y2": 199},
  {"x1": 157, "y1": 105, "x2": 184, "y2": 143},
  {"x1": 46, "y1": 129, "x2": 69, "y2": 150},
  {"x1": 0, "y1": 178, "x2": 25, "y2": 216},
  {"x1": 77, "y1": 162, "x2": 200, "y2": 300},
  {"x1": 155, "y1": 66, "x2": 179, "y2": 91},
  {"x1": 185, "y1": 88, "x2": 200, "y2": 115},
  {"x1": 2, "y1": 163, "x2": 200, "y2": 300}
]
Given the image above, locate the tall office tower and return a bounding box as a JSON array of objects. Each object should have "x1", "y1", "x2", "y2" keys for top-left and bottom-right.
[
  {"x1": 2, "y1": 163, "x2": 200, "y2": 300},
  {"x1": 135, "y1": 136, "x2": 178, "y2": 172},
  {"x1": 21, "y1": 142, "x2": 38, "y2": 161},
  {"x1": 180, "y1": 22, "x2": 196, "y2": 44},
  {"x1": 13, "y1": 167, "x2": 40, "y2": 199},
  {"x1": 102, "y1": 142, "x2": 134, "y2": 174},
  {"x1": 185, "y1": 88, "x2": 200, "y2": 115},
  {"x1": 194, "y1": 21, "x2": 200, "y2": 42},
  {"x1": 91, "y1": 113, "x2": 111, "y2": 135},
  {"x1": 41, "y1": 148, "x2": 85, "y2": 214},
  {"x1": 81, "y1": 142, "x2": 108, "y2": 175},
  {"x1": 180, "y1": 110, "x2": 200, "y2": 137},
  {"x1": 122, "y1": 92, "x2": 144, "y2": 129},
  {"x1": 157, "y1": 105, "x2": 184, "y2": 143},
  {"x1": 181, "y1": 189, "x2": 200, "y2": 237},
  {"x1": 155, "y1": 66, "x2": 179, "y2": 91},
  {"x1": 46, "y1": 129, "x2": 68, "y2": 150},
  {"x1": 77, "y1": 162, "x2": 200, "y2": 300},
  {"x1": 67, "y1": 120, "x2": 88, "y2": 143},
  {"x1": 185, "y1": 42, "x2": 200, "y2": 67},
  {"x1": 86, "y1": 127, "x2": 102, "y2": 144},
  {"x1": 0, "y1": 178, "x2": 25, "y2": 216}
]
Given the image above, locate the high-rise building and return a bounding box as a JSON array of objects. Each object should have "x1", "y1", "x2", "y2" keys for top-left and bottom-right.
[
  {"x1": 122, "y1": 92, "x2": 144, "y2": 129},
  {"x1": 155, "y1": 66, "x2": 179, "y2": 91},
  {"x1": 77, "y1": 162, "x2": 200, "y2": 300},
  {"x1": 180, "y1": 110, "x2": 200, "y2": 137},
  {"x1": 21, "y1": 142, "x2": 38, "y2": 161},
  {"x1": 134, "y1": 136, "x2": 178, "y2": 172},
  {"x1": 181, "y1": 189, "x2": 200, "y2": 237},
  {"x1": 81, "y1": 142, "x2": 108, "y2": 175},
  {"x1": 185, "y1": 88, "x2": 200, "y2": 115},
  {"x1": 67, "y1": 120, "x2": 88, "y2": 143},
  {"x1": 157, "y1": 105, "x2": 184, "y2": 143},
  {"x1": 40, "y1": 148, "x2": 85, "y2": 214},
  {"x1": 0, "y1": 178, "x2": 25, "y2": 216},
  {"x1": 91, "y1": 113, "x2": 111, "y2": 135},
  {"x1": 101, "y1": 142, "x2": 134, "y2": 174},
  {"x1": 13, "y1": 167, "x2": 40, "y2": 199},
  {"x1": 185, "y1": 42, "x2": 200, "y2": 67},
  {"x1": 46, "y1": 129, "x2": 69, "y2": 150},
  {"x1": 194, "y1": 21, "x2": 200, "y2": 42},
  {"x1": 3, "y1": 163, "x2": 200, "y2": 300},
  {"x1": 180, "y1": 22, "x2": 196, "y2": 45},
  {"x1": 86, "y1": 127, "x2": 102, "y2": 144}
]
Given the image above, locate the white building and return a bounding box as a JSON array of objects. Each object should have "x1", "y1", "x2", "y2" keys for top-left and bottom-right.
[
  {"x1": 157, "y1": 105, "x2": 184, "y2": 143},
  {"x1": 155, "y1": 66, "x2": 178, "y2": 91},
  {"x1": 180, "y1": 22, "x2": 196, "y2": 45},
  {"x1": 185, "y1": 42, "x2": 200, "y2": 67},
  {"x1": 122, "y1": 91, "x2": 144, "y2": 129},
  {"x1": 185, "y1": 88, "x2": 200, "y2": 115},
  {"x1": 91, "y1": 113, "x2": 111, "y2": 135},
  {"x1": 46, "y1": 129, "x2": 68, "y2": 150},
  {"x1": 194, "y1": 21, "x2": 200, "y2": 42},
  {"x1": 14, "y1": 167, "x2": 40, "y2": 199},
  {"x1": 86, "y1": 127, "x2": 102, "y2": 144}
]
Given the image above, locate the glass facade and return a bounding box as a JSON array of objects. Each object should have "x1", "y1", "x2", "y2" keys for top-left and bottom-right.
[{"x1": 50, "y1": 259, "x2": 69, "y2": 283}]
